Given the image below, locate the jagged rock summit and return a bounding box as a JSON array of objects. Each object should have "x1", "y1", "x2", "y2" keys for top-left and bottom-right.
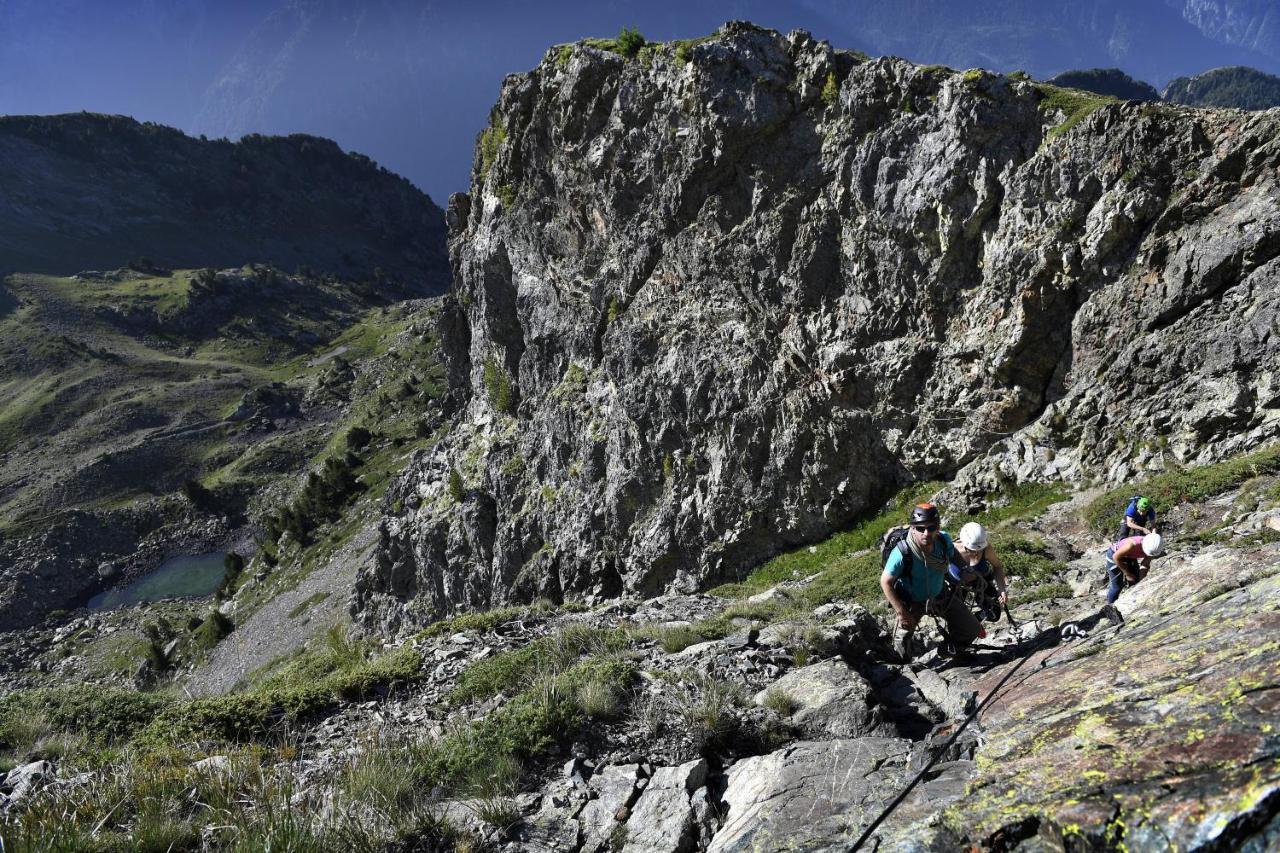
[{"x1": 354, "y1": 22, "x2": 1280, "y2": 634}]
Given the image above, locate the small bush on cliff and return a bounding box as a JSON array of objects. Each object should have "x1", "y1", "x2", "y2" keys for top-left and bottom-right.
[
  {"x1": 192, "y1": 609, "x2": 234, "y2": 650},
  {"x1": 180, "y1": 478, "x2": 217, "y2": 511},
  {"x1": 216, "y1": 552, "x2": 245, "y2": 600},
  {"x1": 478, "y1": 125, "x2": 506, "y2": 186},
  {"x1": 448, "y1": 466, "x2": 465, "y2": 501},
  {"x1": 264, "y1": 453, "x2": 365, "y2": 547},
  {"x1": 346, "y1": 425, "x2": 372, "y2": 450},
  {"x1": 483, "y1": 356, "x2": 514, "y2": 414},
  {"x1": 821, "y1": 71, "x2": 839, "y2": 107},
  {"x1": 584, "y1": 27, "x2": 647, "y2": 59},
  {"x1": 614, "y1": 27, "x2": 646, "y2": 57}
]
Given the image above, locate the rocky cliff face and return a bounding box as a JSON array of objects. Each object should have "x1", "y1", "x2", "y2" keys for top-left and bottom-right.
[{"x1": 354, "y1": 22, "x2": 1280, "y2": 634}]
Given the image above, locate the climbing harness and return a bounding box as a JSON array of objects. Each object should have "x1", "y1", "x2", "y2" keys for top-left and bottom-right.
[{"x1": 849, "y1": 635, "x2": 1050, "y2": 851}]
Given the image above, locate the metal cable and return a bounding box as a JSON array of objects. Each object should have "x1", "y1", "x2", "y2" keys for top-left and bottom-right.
[{"x1": 849, "y1": 637, "x2": 1046, "y2": 851}]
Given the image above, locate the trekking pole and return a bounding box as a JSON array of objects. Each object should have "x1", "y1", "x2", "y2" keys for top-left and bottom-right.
[{"x1": 1003, "y1": 602, "x2": 1019, "y2": 630}]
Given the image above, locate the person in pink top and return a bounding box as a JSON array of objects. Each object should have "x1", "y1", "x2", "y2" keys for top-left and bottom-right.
[{"x1": 1105, "y1": 532, "x2": 1164, "y2": 603}]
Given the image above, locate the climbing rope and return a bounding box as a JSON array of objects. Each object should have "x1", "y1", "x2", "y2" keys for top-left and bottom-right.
[{"x1": 849, "y1": 633, "x2": 1052, "y2": 851}]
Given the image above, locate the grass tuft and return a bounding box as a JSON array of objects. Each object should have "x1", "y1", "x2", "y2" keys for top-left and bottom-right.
[
  {"x1": 710, "y1": 482, "x2": 944, "y2": 599},
  {"x1": 1034, "y1": 83, "x2": 1114, "y2": 140},
  {"x1": 762, "y1": 687, "x2": 799, "y2": 717}
]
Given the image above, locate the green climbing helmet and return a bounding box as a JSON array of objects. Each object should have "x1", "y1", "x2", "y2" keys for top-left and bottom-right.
[{"x1": 1137, "y1": 496, "x2": 1151, "y2": 512}]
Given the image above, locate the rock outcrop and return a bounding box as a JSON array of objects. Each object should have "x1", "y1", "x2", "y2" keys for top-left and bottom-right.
[
  {"x1": 355, "y1": 22, "x2": 1280, "y2": 634},
  {"x1": 6, "y1": 479, "x2": 1277, "y2": 849}
]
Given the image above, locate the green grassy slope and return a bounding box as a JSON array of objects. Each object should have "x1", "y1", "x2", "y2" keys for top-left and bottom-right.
[{"x1": 0, "y1": 265, "x2": 433, "y2": 534}]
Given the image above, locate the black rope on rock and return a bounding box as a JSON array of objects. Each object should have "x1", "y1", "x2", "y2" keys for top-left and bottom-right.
[{"x1": 849, "y1": 638, "x2": 1045, "y2": 851}]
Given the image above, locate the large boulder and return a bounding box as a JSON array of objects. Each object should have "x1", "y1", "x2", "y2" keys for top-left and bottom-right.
[
  {"x1": 707, "y1": 738, "x2": 914, "y2": 852},
  {"x1": 753, "y1": 659, "x2": 883, "y2": 738},
  {"x1": 621, "y1": 758, "x2": 708, "y2": 853}
]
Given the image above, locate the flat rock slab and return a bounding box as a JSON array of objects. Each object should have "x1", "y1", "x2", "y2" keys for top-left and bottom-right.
[
  {"x1": 580, "y1": 763, "x2": 644, "y2": 852},
  {"x1": 707, "y1": 737, "x2": 913, "y2": 852},
  {"x1": 754, "y1": 659, "x2": 881, "y2": 737},
  {"x1": 892, "y1": 566, "x2": 1280, "y2": 850},
  {"x1": 905, "y1": 666, "x2": 976, "y2": 721},
  {"x1": 622, "y1": 758, "x2": 707, "y2": 853}
]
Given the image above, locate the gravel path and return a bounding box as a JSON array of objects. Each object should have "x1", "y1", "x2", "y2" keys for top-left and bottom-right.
[{"x1": 184, "y1": 520, "x2": 378, "y2": 697}]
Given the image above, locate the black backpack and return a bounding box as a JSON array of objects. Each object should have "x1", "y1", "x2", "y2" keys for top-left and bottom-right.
[
  {"x1": 880, "y1": 526, "x2": 958, "y2": 591},
  {"x1": 880, "y1": 525, "x2": 913, "y2": 581}
]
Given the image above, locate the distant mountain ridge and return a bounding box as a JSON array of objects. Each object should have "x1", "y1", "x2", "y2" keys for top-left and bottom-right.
[
  {"x1": 6, "y1": 1, "x2": 1280, "y2": 200},
  {"x1": 1175, "y1": 0, "x2": 1280, "y2": 61},
  {"x1": 1043, "y1": 64, "x2": 1280, "y2": 110},
  {"x1": 1047, "y1": 68, "x2": 1160, "y2": 101},
  {"x1": 1163, "y1": 64, "x2": 1280, "y2": 108},
  {"x1": 0, "y1": 112, "x2": 450, "y2": 291}
]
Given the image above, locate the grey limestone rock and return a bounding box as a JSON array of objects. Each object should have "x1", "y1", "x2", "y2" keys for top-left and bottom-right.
[
  {"x1": 753, "y1": 659, "x2": 882, "y2": 737},
  {"x1": 354, "y1": 21, "x2": 1280, "y2": 634},
  {"x1": 707, "y1": 738, "x2": 912, "y2": 852},
  {"x1": 2, "y1": 760, "x2": 53, "y2": 805},
  {"x1": 621, "y1": 758, "x2": 708, "y2": 853},
  {"x1": 579, "y1": 763, "x2": 645, "y2": 852}
]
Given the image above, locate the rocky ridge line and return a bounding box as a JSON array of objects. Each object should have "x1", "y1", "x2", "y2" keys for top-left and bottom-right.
[{"x1": 354, "y1": 22, "x2": 1280, "y2": 636}]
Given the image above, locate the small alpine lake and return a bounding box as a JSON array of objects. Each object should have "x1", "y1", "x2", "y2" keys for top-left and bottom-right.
[{"x1": 87, "y1": 552, "x2": 227, "y2": 610}]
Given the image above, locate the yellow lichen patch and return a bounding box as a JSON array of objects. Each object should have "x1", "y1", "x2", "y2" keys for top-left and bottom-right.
[
  {"x1": 1234, "y1": 765, "x2": 1279, "y2": 813},
  {"x1": 1072, "y1": 711, "x2": 1110, "y2": 747}
]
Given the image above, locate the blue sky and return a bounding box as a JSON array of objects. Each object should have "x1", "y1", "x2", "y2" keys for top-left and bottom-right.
[{"x1": 2, "y1": 1, "x2": 1276, "y2": 205}]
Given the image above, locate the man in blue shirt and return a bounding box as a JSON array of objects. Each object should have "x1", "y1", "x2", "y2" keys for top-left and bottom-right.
[
  {"x1": 1116, "y1": 496, "x2": 1157, "y2": 543},
  {"x1": 881, "y1": 503, "x2": 982, "y2": 661}
]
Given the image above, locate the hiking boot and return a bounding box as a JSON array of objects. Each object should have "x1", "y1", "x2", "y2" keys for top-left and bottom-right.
[
  {"x1": 1101, "y1": 604, "x2": 1124, "y2": 627},
  {"x1": 893, "y1": 629, "x2": 916, "y2": 662}
]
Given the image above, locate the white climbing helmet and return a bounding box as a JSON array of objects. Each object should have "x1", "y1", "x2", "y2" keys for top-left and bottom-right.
[
  {"x1": 959, "y1": 521, "x2": 988, "y2": 551},
  {"x1": 1142, "y1": 532, "x2": 1164, "y2": 557}
]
